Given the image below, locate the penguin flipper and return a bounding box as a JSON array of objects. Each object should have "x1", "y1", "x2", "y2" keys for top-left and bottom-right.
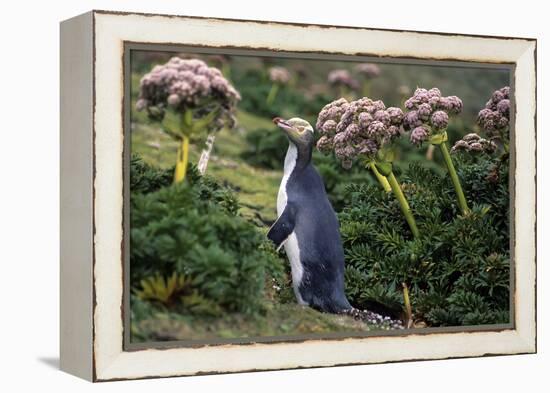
[{"x1": 267, "y1": 204, "x2": 296, "y2": 250}]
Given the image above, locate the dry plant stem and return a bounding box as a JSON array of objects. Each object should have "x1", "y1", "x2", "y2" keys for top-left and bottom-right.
[
  {"x1": 368, "y1": 162, "x2": 391, "y2": 192},
  {"x1": 387, "y1": 172, "x2": 419, "y2": 238},
  {"x1": 426, "y1": 144, "x2": 435, "y2": 160},
  {"x1": 197, "y1": 133, "x2": 216, "y2": 174},
  {"x1": 174, "y1": 136, "x2": 190, "y2": 183},
  {"x1": 402, "y1": 282, "x2": 413, "y2": 329},
  {"x1": 438, "y1": 142, "x2": 470, "y2": 215}
]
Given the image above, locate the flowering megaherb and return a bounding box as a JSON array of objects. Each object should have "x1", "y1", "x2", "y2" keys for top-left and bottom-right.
[
  {"x1": 403, "y1": 87, "x2": 469, "y2": 215},
  {"x1": 316, "y1": 97, "x2": 403, "y2": 169},
  {"x1": 327, "y1": 69, "x2": 360, "y2": 91},
  {"x1": 266, "y1": 66, "x2": 291, "y2": 105},
  {"x1": 268, "y1": 66, "x2": 291, "y2": 84},
  {"x1": 451, "y1": 133, "x2": 497, "y2": 154},
  {"x1": 136, "y1": 57, "x2": 240, "y2": 182},
  {"x1": 477, "y1": 86, "x2": 511, "y2": 149},
  {"x1": 355, "y1": 63, "x2": 381, "y2": 78},
  {"x1": 316, "y1": 97, "x2": 418, "y2": 238},
  {"x1": 403, "y1": 88, "x2": 463, "y2": 145},
  {"x1": 137, "y1": 57, "x2": 240, "y2": 123},
  {"x1": 315, "y1": 87, "x2": 494, "y2": 319},
  {"x1": 137, "y1": 57, "x2": 240, "y2": 128},
  {"x1": 354, "y1": 63, "x2": 381, "y2": 97}
]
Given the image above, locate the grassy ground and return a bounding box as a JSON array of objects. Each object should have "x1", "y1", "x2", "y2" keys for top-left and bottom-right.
[
  {"x1": 131, "y1": 108, "x2": 281, "y2": 227},
  {"x1": 132, "y1": 303, "x2": 374, "y2": 342}
]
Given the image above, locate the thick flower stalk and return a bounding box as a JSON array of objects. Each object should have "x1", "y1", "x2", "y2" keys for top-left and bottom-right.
[
  {"x1": 266, "y1": 66, "x2": 291, "y2": 106},
  {"x1": 355, "y1": 63, "x2": 381, "y2": 97},
  {"x1": 316, "y1": 97, "x2": 419, "y2": 238},
  {"x1": 477, "y1": 86, "x2": 511, "y2": 151},
  {"x1": 136, "y1": 57, "x2": 240, "y2": 183},
  {"x1": 403, "y1": 88, "x2": 469, "y2": 215},
  {"x1": 327, "y1": 69, "x2": 360, "y2": 99}
]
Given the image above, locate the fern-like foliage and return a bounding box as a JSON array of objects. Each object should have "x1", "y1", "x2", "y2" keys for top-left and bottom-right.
[
  {"x1": 130, "y1": 157, "x2": 285, "y2": 323},
  {"x1": 339, "y1": 153, "x2": 510, "y2": 326},
  {"x1": 136, "y1": 272, "x2": 193, "y2": 305}
]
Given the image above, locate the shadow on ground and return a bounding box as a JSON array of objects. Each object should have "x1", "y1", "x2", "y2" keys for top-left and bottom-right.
[{"x1": 37, "y1": 357, "x2": 59, "y2": 370}]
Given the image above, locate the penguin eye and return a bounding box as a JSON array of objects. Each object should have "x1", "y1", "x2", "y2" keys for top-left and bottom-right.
[{"x1": 297, "y1": 126, "x2": 305, "y2": 133}]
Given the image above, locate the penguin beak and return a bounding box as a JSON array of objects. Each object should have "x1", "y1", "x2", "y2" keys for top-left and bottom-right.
[{"x1": 273, "y1": 117, "x2": 294, "y2": 134}]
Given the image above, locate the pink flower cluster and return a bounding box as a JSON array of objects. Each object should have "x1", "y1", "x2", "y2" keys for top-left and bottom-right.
[
  {"x1": 327, "y1": 69, "x2": 360, "y2": 90},
  {"x1": 451, "y1": 133, "x2": 497, "y2": 154},
  {"x1": 403, "y1": 87, "x2": 463, "y2": 146},
  {"x1": 477, "y1": 86, "x2": 510, "y2": 135},
  {"x1": 136, "y1": 57, "x2": 240, "y2": 129},
  {"x1": 268, "y1": 66, "x2": 291, "y2": 84},
  {"x1": 355, "y1": 63, "x2": 381, "y2": 78},
  {"x1": 316, "y1": 97, "x2": 404, "y2": 169}
]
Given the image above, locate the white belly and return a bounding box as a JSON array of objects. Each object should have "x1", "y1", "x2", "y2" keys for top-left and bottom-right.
[
  {"x1": 284, "y1": 232, "x2": 306, "y2": 305},
  {"x1": 276, "y1": 144, "x2": 305, "y2": 304},
  {"x1": 277, "y1": 144, "x2": 297, "y2": 216},
  {"x1": 277, "y1": 182, "x2": 287, "y2": 217}
]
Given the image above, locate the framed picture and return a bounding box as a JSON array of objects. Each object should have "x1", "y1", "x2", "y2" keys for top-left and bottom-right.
[{"x1": 60, "y1": 10, "x2": 537, "y2": 382}]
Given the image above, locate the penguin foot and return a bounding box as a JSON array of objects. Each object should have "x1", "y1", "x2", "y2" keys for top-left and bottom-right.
[{"x1": 341, "y1": 308, "x2": 404, "y2": 330}]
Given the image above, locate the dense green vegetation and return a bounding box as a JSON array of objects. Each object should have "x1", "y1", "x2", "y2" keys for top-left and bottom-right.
[
  {"x1": 339, "y1": 154, "x2": 510, "y2": 326},
  {"x1": 130, "y1": 157, "x2": 374, "y2": 341}
]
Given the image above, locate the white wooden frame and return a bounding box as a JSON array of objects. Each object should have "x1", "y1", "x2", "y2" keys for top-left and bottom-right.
[{"x1": 60, "y1": 10, "x2": 537, "y2": 382}]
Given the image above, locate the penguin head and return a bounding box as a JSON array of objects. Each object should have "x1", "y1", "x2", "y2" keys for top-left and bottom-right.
[{"x1": 273, "y1": 117, "x2": 314, "y2": 149}]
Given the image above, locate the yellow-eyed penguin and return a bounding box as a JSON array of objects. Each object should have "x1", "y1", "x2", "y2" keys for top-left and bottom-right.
[{"x1": 268, "y1": 117, "x2": 352, "y2": 313}]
